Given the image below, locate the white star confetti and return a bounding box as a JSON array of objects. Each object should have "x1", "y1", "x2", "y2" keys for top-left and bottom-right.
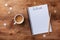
[
  {"x1": 5, "y1": 3, "x2": 8, "y2": 7},
  {"x1": 4, "y1": 23, "x2": 7, "y2": 26},
  {"x1": 54, "y1": 10, "x2": 57, "y2": 13},
  {"x1": 43, "y1": 34, "x2": 46, "y2": 37},
  {"x1": 9, "y1": 7, "x2": 13, "y2": 10},
  {"x1": 8, "y1": 11, "x2": 11, "y2": 14}
]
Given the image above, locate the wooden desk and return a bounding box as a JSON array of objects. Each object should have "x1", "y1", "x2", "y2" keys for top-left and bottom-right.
[{"x1": 0, "y1": 0, "x2": 60, "y2": 40}]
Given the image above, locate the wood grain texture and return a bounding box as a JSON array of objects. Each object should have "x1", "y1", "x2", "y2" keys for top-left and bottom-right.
[{"x1": 0, "y1": 0, "x2": 60, "y2": 40}]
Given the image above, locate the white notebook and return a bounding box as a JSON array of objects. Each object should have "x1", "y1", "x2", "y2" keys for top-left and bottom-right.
[{"x1": 28, "y1": 4, "x2": 52, "y2": 35}]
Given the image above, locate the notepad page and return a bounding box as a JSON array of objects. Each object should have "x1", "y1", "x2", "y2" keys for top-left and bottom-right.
[{"x1": 28, "y1": 4, "x2": 52, "y2": 35}]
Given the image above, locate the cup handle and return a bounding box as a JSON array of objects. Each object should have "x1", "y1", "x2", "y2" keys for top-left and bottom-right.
[{"x1": 14, "y1": 22, "x2": 16, "y2": 25}]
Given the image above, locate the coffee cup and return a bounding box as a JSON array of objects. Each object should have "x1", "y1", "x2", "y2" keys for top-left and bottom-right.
[{"x1": 14, "y1": 14, "x2": 24, "y2": 24}]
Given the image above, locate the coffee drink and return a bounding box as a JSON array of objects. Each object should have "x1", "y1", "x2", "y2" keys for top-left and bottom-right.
[{"x1": 16, "y1": 15, "x2": 22, "y2": 22}]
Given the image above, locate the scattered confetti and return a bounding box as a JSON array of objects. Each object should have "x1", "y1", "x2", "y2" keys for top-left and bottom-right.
[
  {"x1": 54, "y1": 10, "x2": 57, "y2": 13},
  {"x1": 9, "y1": 7, "x2": 13, "y2": 10},
  {"x1": 4, "y1": 23, "x2": 7, "y2": 26},
  {"x1": 43, "y1": 34, "x2": 46, "y2": 37},
  {"x1": 5, "y1": 3, "x2": 8, "y2": 7},
  {"x1": 8, "y1": 11, "x2": 11, "y2": 14}
]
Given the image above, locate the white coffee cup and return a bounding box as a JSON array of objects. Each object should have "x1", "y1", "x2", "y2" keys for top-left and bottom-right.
[{"x1": 14, "y1": 14, "x2": 24, "y2": 24}]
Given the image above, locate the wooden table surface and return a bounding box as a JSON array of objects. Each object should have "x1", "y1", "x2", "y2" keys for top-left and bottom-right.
[{"x1": 0, "y1": 0, "x2": 60, "y2": 40}]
